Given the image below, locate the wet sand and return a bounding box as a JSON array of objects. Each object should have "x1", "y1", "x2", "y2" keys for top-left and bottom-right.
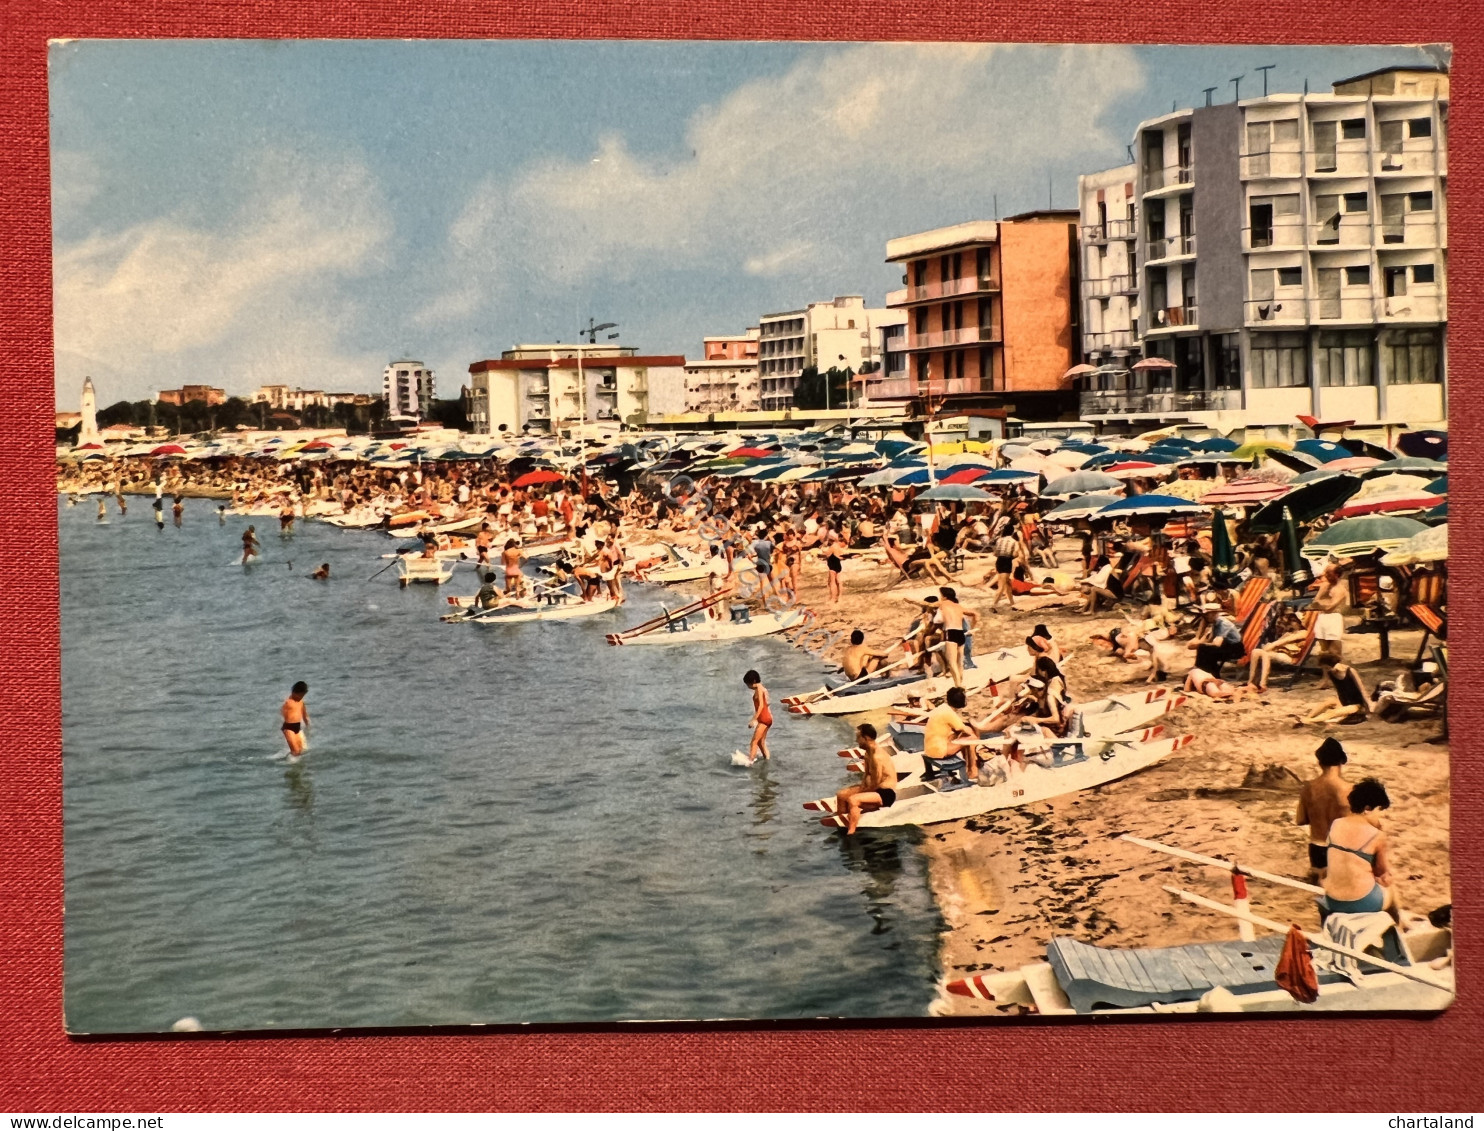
[{"x1": 668, "y1": 530, "x2": 1452, "y2": 1015}]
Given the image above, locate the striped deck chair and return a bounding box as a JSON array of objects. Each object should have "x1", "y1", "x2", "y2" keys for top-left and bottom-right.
[
  {"x1": 1283, "y1": 610, "x2": 1322, "y2": 689},
  {"x1": 1410, "y1": 603, "x2": 1446, "y2": 665},
  {"x1": 1239, "y1": 600, "x2": 1278, "y2": 667},
  {"x1": 1232, "y1": 576, "x2": 1273, "y2": 628}
]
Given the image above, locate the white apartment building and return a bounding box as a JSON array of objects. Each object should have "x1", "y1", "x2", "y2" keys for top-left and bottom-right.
[
  {"x1": 383, "y1": 360, "x2": 435, "y2": 420},
  {"x1": 466, "y1": 345, "x2": 686, "y2": 434},
  {"x1": 1076, "y1": 64, "x2": 1447, "y2": 433},
  {"x1": 1076, "y1": 164, "x2": 1141, "y2": 372},
  {"x1": 757, "y1": 296, "x2": 894, "y2": 411},
  {"x1": 684, "y1": 328, "x2": 761, "y2": 413}
]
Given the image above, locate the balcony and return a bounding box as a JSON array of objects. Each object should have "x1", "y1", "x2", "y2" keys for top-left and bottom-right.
[
  {"x1": 886, "y1": 275, "x2": 1000, "y2": 307},
  {"x1": 1146, "y1": 234, "x2": 1196, "y2": 262},
  {"x1": 1377, "y1": 218, "x2": 1443, "y2": 248},
  {"x1": 1081, "y1": 219, "x2": 1137, "y2": 243},
  {"x1": 526, "y1": 383, "x2": 550, "y2": 397},
  {"x1": 1244, "y1": 222, "x2": 1305, "y2": 251},
  {"x1": 1240, "y1": 150, "x2": 1304, "y2": 179},
  {"x1": 1309, "y1": 149, "x2": 1371, "y2": 176},
  {"x1": 861, "y1": 376, "x2": 919, "y2": 401},
  {"x1": 906, "y1": 324, "x2": 1003, "y2": 351},
  {"x1": 1083, "y1": 274, "x2": 1136, "y2": 297},
  {"x1": 1080, "y1": 388, "x2": 1240, "y2": 417},
  {"x1": 1245, "y1": 298, "x2": 1309, "y2": 325},
  {"x1": 1082, "y1": 328, "x2": 1137, "y2": 351},
  {"x1": 1380, "y1": 294, "x2": 1445, "y2": 321},
  {"x1": 1312, "y1": 219, "x2": 1374, "y2": 247},
  {"x1": 1143, "y1": 165, "x2": 1193, "y2": 195},
  {"x1": 1145, "y1": 304, "x2": 1198, "y2": 333}
]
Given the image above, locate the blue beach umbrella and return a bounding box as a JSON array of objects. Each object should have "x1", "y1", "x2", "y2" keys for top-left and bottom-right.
[
  {"x1": 1425, "y1": 475, "x2": 1447, "y2": 495},
  {"x1": 1095, "y1": 493, "x2": 1208, "y2": 521},
  {"x1": 1042, "y1": 470, "x2": 1122, "y2": 498},
  {"x1": 1396, "y1": 430, "x2": 1447, "y2": 460},
  {"x1": 1294, "y1": 438, "x2": 1352, "y2": 463},
  {"x1": 1193, "y1": 436, "x2": 1240, "y2": 453}
]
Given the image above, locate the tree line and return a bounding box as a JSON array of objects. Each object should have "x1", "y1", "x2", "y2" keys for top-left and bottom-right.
[{"x1": 87, "y1": 396, "x2": 470, "y2": 435}]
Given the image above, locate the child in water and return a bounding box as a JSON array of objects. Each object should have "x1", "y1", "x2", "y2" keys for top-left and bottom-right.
[
  {"x1": 281, "y1": 681, "x2": 310, "y2": 759},
  {"x1": 743, "y1": 669, "x2": 773, "y2": 765}
]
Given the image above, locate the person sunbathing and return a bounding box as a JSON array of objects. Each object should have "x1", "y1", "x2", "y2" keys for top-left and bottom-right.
[
  {"x1": 1185, "y1": 666, "x2": 1259, "y2": 702},
  {"x1": 1294, "y1": 662, "x2": 1376, "y2": 726},
  {"x1": 1090, "y1": 625, "x2": 1143, "y2": 664},
  {"x1": 884, "y1": 533, "x2": 953, "y2": 585}
]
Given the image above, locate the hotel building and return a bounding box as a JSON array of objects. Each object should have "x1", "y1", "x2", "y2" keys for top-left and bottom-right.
[
  {"x1": 684, "y1": 329, "x2": 761, "y2": 413},
  {"x1": 1075, "y1": 64, "x2": 1447, "y2": 432},
  {"x1": 758, "y1": 296, "x2": 896, "y2": 411},
  {"x1": 466, "y1": 345, "x2": 685, "y2": 434}
]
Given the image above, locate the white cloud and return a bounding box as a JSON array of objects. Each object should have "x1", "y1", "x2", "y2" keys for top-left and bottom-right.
[
  {"x1": 53, "y1": 150, "x2": 392, "y2": 403},
  {"x1": 416, "y1": 42, "x2": 1145, "y2": 327}
]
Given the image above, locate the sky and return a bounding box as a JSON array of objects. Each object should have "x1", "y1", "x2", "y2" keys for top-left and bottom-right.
[{"x1": 49, "y1": 39, "x2": 1442, "y2": 408}]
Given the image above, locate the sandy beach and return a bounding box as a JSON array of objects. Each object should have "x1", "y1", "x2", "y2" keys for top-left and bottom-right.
[{"x1": 667, "y1": 532, "x2": 1452, "y2": 1015}]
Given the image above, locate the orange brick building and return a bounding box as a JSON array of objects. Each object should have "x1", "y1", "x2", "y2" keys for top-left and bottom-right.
[
  {"x1": 156, "y1": 384, "x2": 227, "y2": 406},
  {"x1": 864, "y1": 211, "x2": 1080, "y2": 419}
]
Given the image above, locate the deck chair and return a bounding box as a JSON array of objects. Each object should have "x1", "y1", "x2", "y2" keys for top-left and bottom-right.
[
  {"x1": 1232, "y1": 576, "x2": 1273, "y2": 628},
  {"x1": 1239, "y1": 600, "x2": 1278, "y2": 667},
  {"x1": 1409, "y1": 603, "x2": 1447, "y2": 666},
  {"x1": 1283, "y1": 610, "x2": 1323, "y2": 689}
]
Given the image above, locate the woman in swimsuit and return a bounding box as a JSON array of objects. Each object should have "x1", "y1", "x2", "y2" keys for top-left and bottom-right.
[
  {"x1": 1323, "y1": 778, "x2": 1397, "y2": 918},
  {"x1": 1183, "y1": 667, "x2": 1257, "y2": 702},
  {"x1": 1296, "y1": 663, "x2": 1377, "y2": 726},
  {"x1": 821, "y1": 525, "x2": 845, "y2": 604},
  {"x1": 743, "y1": 669, "x2": 773, "y2": 765}
]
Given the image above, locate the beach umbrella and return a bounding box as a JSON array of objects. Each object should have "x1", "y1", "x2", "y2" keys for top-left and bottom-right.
[
  {"x1": 1007, "y1": 455, "x2": 1060, "y2": 475},
  {"x1": 941, "y1": 467, "x2": 991, "y2": 485},
  {"x1": 1425, "y1": 475, "x2": 1447, "y2": 495},
  {"x1": 1192, "y1": 436, "x2": 1240, "y2": 454},
  {"x1": 512, "y1": 469, "x2": 565, "y2": 487},
  {"x1": 1279, "y1": 507, "x2": 1313, "y2": 587},
  {"x1": 1396, "y1": 430, "x2": 1447, "y2": 460},
  {"x1": 916, "y1": 483, "x2": 995, "y2": 503},
  {"x1": 1232, "y1": 438, "x2": 1294, "y2": 461},
  {"x1": 977, "y1": 467, "x2": 1041, "y2": 484},
  {"x1": 1294, "y1": 438, "x2": 1352, "y2": 463},
  {"x1": 1288, "y1": 466, "x2": 1349, "y2": 487},
  {"x1": 1356, "y1": 473, "x2": 1434, "y2": 499},
  {"x1": 1265, "y1": 448, "x2": 1324, "y2": 474},
  {"x1": 1094, "y1": 493, "x2": 1208, "y2": 520},
  {"x1": 1302, "y1": 515, "x2": 1430, "y2": 561},
  {"x1": 1425, "y1": 502, "x2": 1448, "y2": 524},
  {"x1": 1337, "y1": 437, "x2": 1398, "y2": 462},
  {"x1": 1334, "y1": 491, "x2": 1446, "y2": 519},
  {"x1": 1248, "y1": 474, "x2": 1362, "y2": 532},
  {"x1": 1320, "y1": 455, "x2": 1382, "y2": 473},
  {"x1": 1042, "y1": 470, "x2": 1122, "y2": 498},
  {"x1": 874, "y1": 438, "x2": 919, "y2": 459},
  {"x1": 1199, "y1": 478, "x2": 1292, "y2": 507},
  {"x1": 149, "y1": 444, "x2": 188, "y2": 457},
  {"x1": 1381, "y1": 523, "x2": 1448, "y2": 566},
  {"x1": 1043, "y1": 493, "x2": 1122, "y2": 522},
  {"x1": 1364, "y1": 456, "x2": 1446, "y2": 477},
  {"x1": 1104, "y1": 461, "x2": 1166, "y2": 480},
  {"x1": 858, "y1": 467, "x2": 904, "y2": 488},
  {"x1": 727, "y1": 446, "x2": 776, "y2": 458},
  {"x1": 1209, "y1": 507, "x2": 1236, "y2": 570},
  {"x1": 1158, "y1": 478, "x2": 1220, "y2": 501},
  {"x1": 1044, "y1": 448, "x2": 1092, "y2": 470}
]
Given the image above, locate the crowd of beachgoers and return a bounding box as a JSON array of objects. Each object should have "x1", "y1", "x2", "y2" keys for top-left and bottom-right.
[{"x1": 58, "y1": 424, "x2": 1452, "y2": 1010}]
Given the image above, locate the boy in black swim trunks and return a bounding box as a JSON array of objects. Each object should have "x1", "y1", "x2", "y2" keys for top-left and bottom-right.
[
  {"x1": 281, "y1": 681, "x2": 310, "y2": 758},
  {"x1": 833, "y1": 722, "x2": 898, "y2": 834}
]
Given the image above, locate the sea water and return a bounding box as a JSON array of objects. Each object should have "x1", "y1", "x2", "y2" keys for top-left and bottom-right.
[{"x1": 60, "y1": 497, "x2": 943, "y2": 1031}]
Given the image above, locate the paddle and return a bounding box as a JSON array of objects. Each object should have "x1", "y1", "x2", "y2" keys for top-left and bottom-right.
[
  {"x1": 1122, "y1": 834, "x2": 1324, "y2": 895},
  {"x1": 609, "y1": 590, "x2": 726, "y2": 641},
  {"x1": 786, "y1": 634, "x2": 940, "y2": 706}
]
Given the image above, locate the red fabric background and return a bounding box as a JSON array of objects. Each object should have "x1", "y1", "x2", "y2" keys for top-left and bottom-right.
[{"x1": 2, "y1": 1, "x2": 1479, "y2": 1112}]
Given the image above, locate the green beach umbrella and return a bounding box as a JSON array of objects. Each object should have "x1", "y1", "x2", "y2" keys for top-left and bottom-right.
[
  {"x1": 1209, "y1": 507, "x2": 1236, "y2": 571},
  {"x1": 1300, "y1": 515, "x2": 1430, "y2": 561},
  {"x1": 1280, "y1": 506, "x2": 1312, "y2": 587}
]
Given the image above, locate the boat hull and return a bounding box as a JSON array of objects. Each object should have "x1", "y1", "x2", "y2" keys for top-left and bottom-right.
[
  {"x1": 612, "y1": 609, "x2": 803, "y2": 645},
  {"x1": 465, "y1": 596, "x2": 619, "y2": 624},
  {"x1": 790, "y1": 646, "x2": 1033, "y2": 717}
]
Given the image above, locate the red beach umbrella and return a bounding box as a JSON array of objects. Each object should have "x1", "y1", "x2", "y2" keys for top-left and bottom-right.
[
  {"x1": 149, "y1": 444, "x2": 187, "y2": 457},
  {"x1": 1334, "y1": 492, "x2": 1446, "y2": 519},
  {"x1": 727, "y1": 446, "x2": 775, "y2": 458},
  {"x1": 942, "y1": 467, "x2": 991, "y2": 484},
  {"x1": 512, "y1": 469, "x2": 565, "y2": 488}
]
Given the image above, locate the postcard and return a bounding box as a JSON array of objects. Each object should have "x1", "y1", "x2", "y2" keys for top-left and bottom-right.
[{"x1": 52, "y1": 39, "x2": 1452, "y2": 1032}]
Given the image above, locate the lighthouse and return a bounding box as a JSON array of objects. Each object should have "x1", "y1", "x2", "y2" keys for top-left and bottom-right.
[{"x1": 78, "y1": 377, "x2": 99, "y2": 446}]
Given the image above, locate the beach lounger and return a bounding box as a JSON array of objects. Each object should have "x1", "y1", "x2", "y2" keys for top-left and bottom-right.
[
  {"x1": 1283, "y1": 610, "x2": 1322, "y2": 689},
  {"x1": 1409, "y1": 603, "x2": 1447, "y2": 666},
  {"x1": 1232, "y1": 576, "x2": 1272, "y2": 628},
  {"x1": 1239, "y1": 600, "x2": 1278, "y2": 667}
]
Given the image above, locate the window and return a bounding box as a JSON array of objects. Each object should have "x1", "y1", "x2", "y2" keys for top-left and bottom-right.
[
  {"x1": 1408, "y1": 191, "x2": 1434, "y2": 212},
  {"x1": 1313, "y1": 121, "x2": 1338, "y2": 171},
  {"x1": 1249, "y1": 201, "x2": 1274, "y2": 247},
  {"x1": 1250, "y1": 268, "x2": 1275, "y2": 303},
  {"x1": 1409, "y1": 117, "x2": 1433, "y2": 138},
  {"x1": 1250, "y1": 332, "x2": 1308, "y2": 388},
  {"x1": 1213, "y1": 334, "x2": 1242, "y2": 390},
  {"x1": 1381, "y1": 194, "x2": 1405, "y2": 242},
  {"x1": 1384, "y1": 266, "x2": 1408, "y2": 298},
  {"x1": 1317, "y1": 330, "x2": 1374, "y2": 387},
  {"x1": 1345, "y1": 265, "x2": 1370, "y2": 286},
  {"x1": 1278, "y1": 267, "x2": 1303, "y2": 287},
  {"x1": 1273, "y1": 119, "x2": 1299, "y2": 144},
  {"x1": 847, "y1": 319, "x2": 855, "y2": 329},
  {"x1": 1316, "y1": 194, "x2": 1340, "y2": 242},
  {"x1": 1341, "y1": 118, "x2": 1366, "y2": 139},
  {"x1": 1343, "y1": 192, "x2": 1369, "y2": 213},
  {"x1": 1384, "y1": 328, "x2": 1440, "y2": 385},
  {"x1": 1413, "y1": 263, "x2": 1436, "y2": 284}
]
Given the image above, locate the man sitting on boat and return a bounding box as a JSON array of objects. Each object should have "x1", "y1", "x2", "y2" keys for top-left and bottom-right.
[
  {"x1": 832, "y1": 722, "x2": 898, "y2": 835},
  {"x1": 926, "y1": 686, "x2": 980, "y2": 779},
  {"x1": 841, "y1": 629, "x2": 894, "y2": 681}
]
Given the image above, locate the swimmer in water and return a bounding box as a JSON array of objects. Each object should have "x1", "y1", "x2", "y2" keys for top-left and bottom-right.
[
  {"x1": 217, "y1": 504, "x2": 227, "y2": 525},
  {"x1": 281, "y1": 680, "x2": 310, "y2": 759},
  {"x1": 311, "y1": 562, "x2": 330, "y2": 580}
]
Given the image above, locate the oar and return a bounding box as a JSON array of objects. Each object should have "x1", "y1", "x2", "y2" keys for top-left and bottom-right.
[
  {"x1": 612, "y1": 591, "x2": 723, "y2": 640},
  {"x1": 366, "y1": 556, "x2": 404, "y2": 583},
  {"x1": 1162, "y1": 886, "x2": 1453, "y2": 993},
  {"x1": 1122, "y1": 835, "x2": 1324, "y2": 895}
]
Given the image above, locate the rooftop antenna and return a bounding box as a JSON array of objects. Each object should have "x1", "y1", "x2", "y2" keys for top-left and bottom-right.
[
  {"x1": 1126, "y1": 143, "x2": 1134, "y2": 162},
  {"x1": 1304, "y1": 77, "x2": 1310, "y2": 95},
  {"x1": 993, "y1": 193, "x2": 999, "y2": 219},
  {"x1": 1256, "y1": 64, "x2": 1276, "y2": 96},
  {"x1": 1231, "y1": 74, "x2": 1245, "y2": 102},
  {"x1": 1048, "y1": 171, "x2": 1053, "y2": 209},
  {"x1": 1203, "y1": 86, "x2": 1217, "y2": 107}
]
